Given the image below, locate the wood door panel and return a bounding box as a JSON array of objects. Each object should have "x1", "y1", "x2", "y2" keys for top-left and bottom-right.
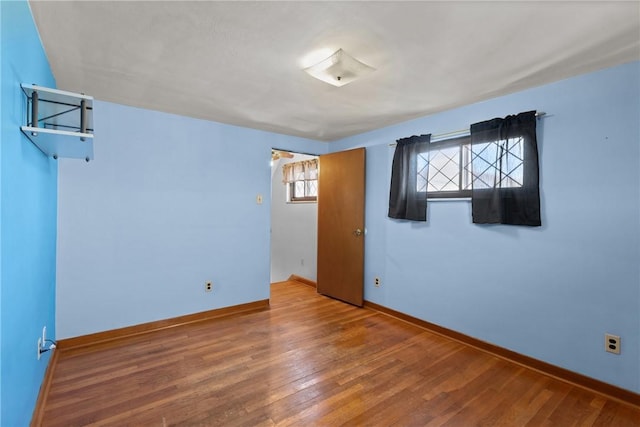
[{"x1": 317, "y1": 148, "x2": 365, "y2": 306}]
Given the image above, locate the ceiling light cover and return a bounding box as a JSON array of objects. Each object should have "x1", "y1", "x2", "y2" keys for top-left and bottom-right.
[{"x1": 303, "y1": 49, "x2": 375, "y2": 87}]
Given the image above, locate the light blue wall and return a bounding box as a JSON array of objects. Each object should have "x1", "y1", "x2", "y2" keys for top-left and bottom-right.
[
  {"x1": 332, "y1": 61, "x2": 640, "y2": 393},
  {"x1": 1, "y1": 1, "x2": 58, "y2": 425},
  {"x1": 0, "y1": 2, "x2": 3, "y2": 420},
  {"x1": 56, "y1": 101, "x2": 328, "y2": 339}
]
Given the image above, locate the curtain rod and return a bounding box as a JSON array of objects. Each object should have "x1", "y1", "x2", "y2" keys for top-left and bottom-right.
[{"x1": 388, "y1": 112, "x2": 546, "y2": 146}]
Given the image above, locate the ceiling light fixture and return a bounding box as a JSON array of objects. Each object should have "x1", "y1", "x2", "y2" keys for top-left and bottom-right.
[{"x1": 303, "y1": 49, "x2": 375, "y2": 87}]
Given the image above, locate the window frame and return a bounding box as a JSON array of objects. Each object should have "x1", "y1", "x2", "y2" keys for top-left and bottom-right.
[
  {"x1": 469, "y1": 136, "x2": 527, "y2": 192},
  {"x1": 288, "y1": 180, "x2": 317, "y2": 203},
  {"x1": 282, "y1": 157, "x2": 319, "y2": 204},
  {"x1": 417, "y1": 132, "x2": 528, "y2": 200},
  {"x1": 417, "y1": 135, "x2": 472, "y2": 199}
]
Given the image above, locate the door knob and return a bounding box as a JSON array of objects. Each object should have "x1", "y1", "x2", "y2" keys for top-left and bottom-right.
[{"x1": 353, "y1": 228, "x2": 363, "y2": 236}]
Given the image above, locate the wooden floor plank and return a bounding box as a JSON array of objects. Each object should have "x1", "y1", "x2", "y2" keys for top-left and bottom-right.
[{"x1": 39, "y1": 281, "x2": 640, "y2": 426}]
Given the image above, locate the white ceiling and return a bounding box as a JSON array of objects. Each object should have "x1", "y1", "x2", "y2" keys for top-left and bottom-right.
[{"x1": 29, "y1": 1, "x2": 640, "y2": 142}]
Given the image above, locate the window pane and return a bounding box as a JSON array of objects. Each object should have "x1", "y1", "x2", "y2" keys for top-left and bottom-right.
[
  {"x1": 306, "y1": 180, "x2": 318, "y2": 197},
  {"x1": 471, "y1": 137, "x2": 523, "y2": 189},
  {"x1": 427, "y1": 146, "x2": 460, "y2": 192},
  {"x1": 415, "y1": 136, "x2": 471, "y2": 196},
  {"x1": 462, "y1": 144, "x2": 473, "y2": 190},
  {"x1": 503, "y1": 137, "x2": 524, "y2": 187},
  {"x1": 289, "y1": 179, "x2": 318, "y2": 201},
  {"x1": 417, "y1": 153, "x2": 428, "y2": 192}
]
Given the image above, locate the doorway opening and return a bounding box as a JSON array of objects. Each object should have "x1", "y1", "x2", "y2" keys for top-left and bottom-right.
[{"x1": 270, "y1": 149, "x2": 319, "y2": 287}]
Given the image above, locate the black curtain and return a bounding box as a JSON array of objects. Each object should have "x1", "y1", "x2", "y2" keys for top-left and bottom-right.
[
  {"x1": 470, "y1": 110, "x2": 541, "y2": 226},
  {"x1": 388, "y1": 134, "x2": 431, "y2": 221}
]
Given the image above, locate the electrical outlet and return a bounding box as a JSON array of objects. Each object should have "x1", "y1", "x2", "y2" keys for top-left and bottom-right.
[
  {"x1": 374, "y1": 277, "x2": 381, "y2": 287},
  {"x1": 205, "y1": 282, "x2": 213, "y2": 292},
  {"x1": 605, "y1": 333, "x2": 621, "y2": 354}
]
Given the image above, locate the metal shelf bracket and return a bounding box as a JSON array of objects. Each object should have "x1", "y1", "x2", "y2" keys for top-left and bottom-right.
[{"x1": 20, "y1": 83, "x2": 94, "y2": 162}]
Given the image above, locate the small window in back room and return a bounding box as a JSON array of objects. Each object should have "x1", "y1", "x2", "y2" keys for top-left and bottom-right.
[{"x1": 282, "y1": 158, "x2": 318, "y2": 203}]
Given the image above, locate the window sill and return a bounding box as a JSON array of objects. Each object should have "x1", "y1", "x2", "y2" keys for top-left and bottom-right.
[{"x1": 427, "y1": 197, "x2": 470, "y2": 202}]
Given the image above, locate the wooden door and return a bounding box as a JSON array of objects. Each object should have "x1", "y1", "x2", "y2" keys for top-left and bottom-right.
[{"x1": 317, "y1": 148, "x2": 365, "y2": 306}]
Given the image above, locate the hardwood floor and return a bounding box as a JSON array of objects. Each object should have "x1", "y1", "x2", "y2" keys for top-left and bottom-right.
[{"x1": 41, "y1": 281, "x2": 639, "y2": 426}]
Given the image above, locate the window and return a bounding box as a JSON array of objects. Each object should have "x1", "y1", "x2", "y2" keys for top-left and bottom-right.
[
  {"x1": 470, "y1": 136, "x2": 525, "y2": 190},
  {"x1": 391, "y1": 110, "x2": 539, "y2": 225},
  {"x1": 417, "y1": 136, "x2": 470, "y2": 198},
  {"x1": 282, "y1": 159, "x2": 318, "y2": 203},
  {"x1": 288, "y1": 179, "x2": 318, "y2": 202},
  {"x1": 417, "y1": 135, "x2": 524, "y2": 198}
]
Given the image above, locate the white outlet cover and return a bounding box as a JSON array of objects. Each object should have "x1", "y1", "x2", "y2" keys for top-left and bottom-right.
[{"x1": 605, "y1": 334, "x2": 621, "y2": 355}]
